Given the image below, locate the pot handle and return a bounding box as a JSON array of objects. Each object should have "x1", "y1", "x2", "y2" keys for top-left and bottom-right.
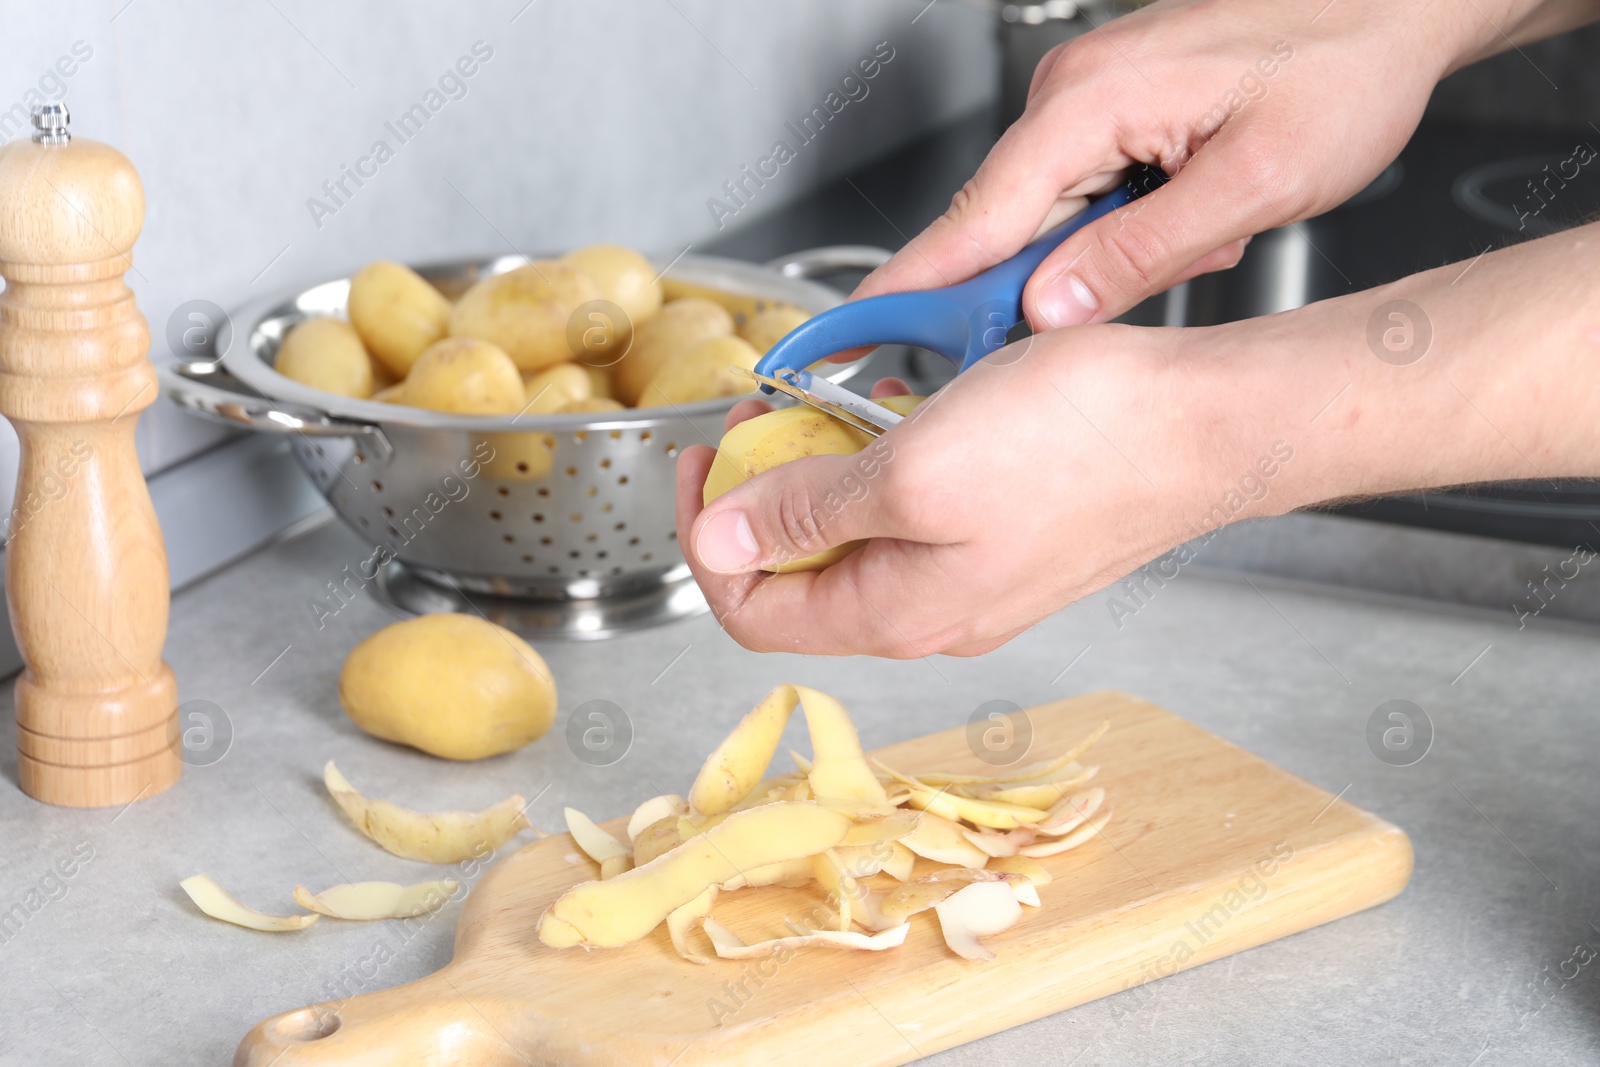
[
  {"x1": 764, "y1": 246, "x2": 892, "y2": 280},
  {"x1": 160, "y1": 361, "x2": 393, "y2": 454}
]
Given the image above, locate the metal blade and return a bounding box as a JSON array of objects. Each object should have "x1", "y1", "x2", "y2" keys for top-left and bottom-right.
[{"x1": 732, "y1": 366, "x2": 903, "y2": 437}]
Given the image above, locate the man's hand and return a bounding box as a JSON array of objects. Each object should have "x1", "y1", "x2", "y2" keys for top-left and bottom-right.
[
  {"x1": 678, "y1": 222, "x2": 1600, "y2": 657},
  {"x1": 836, "y1": 0, "x2": 1590, "y2": 338}
]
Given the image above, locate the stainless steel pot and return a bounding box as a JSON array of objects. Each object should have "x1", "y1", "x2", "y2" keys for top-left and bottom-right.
[{"x1": 162, "y1": 248, "x2": 886, "y2": 638}]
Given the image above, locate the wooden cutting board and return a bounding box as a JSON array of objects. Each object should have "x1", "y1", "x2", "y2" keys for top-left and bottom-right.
[{"x1": 234, "y1": 691, "x2": 1412, "y2": 1066}]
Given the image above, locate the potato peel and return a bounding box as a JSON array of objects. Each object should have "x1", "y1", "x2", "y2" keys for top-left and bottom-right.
[
  {"x1": 181, "y1": 874, "x2": 317, "y2": 932},
  {"x1": 539, "y1": 801, "x2": 852, "y2": 948},
  {"x1": 324, "y1": 761, "x2": 530, "y2": 864},
  {"x1": 292, "y1": 879, "x2": 459, "y2": 920},
  {"x1": 565, "y1": 807, "x2": 630, "y2": 868},
  {"x1": 933, "y1": 880, "x2": 1024, "y2": 962},
  {"x1": 667, "y1": 886, "x2": 717, "y2": 964},
  {"x1": 1018, "y1": 808, "x2": 1113, "y2": 858},
  {"x1": 913, "y1": 722, "x2": 1109, "y2": 788},
  {"x1": 627, "y1": 795, "x2": 685, "y2": 842},
  {"x1": 703, "y1": 916, "x2": 909, "y2": 959}
]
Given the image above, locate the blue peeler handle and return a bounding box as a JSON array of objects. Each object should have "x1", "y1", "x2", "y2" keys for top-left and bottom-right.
[{"x1": 754, "y1": 183, "x2": 1135, "y2": 386}]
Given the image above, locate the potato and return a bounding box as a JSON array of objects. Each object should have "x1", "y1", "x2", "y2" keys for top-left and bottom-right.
[
  {"x1": 559, "y1": 396, "x2": 626, "y2": 414},
  {"x1": 520, "y1": 363, "x2": 591, "y2": 415},
  {"x1": 580, "y1": 364, "x2": 615, "y2": 400},
  {"x1": 274, "y1": 317, "x2": 375, "y2": 398},
  {"x1": 347, "y1": 260, "x2": 452, "y2": 378},
  {"x1": 612, "y1": 297, "x2": 733, "y2": 405},
  {"x1": 638, "y1": 335, "x2": 758, "y2": 408},
  {"x1": 481, "y1": 430, "x2": 558, "y2": 480},
  {"x1": 338, "y1": 614, "x2": 557, "y2": 761},
  {"x1": 404, "y1": 338, "x2": 525, "y2": 415},
  {"x1": 561, "y1": 244, "x2": 663, "y2": 334},
  {"x1": 738, "y1": 305, "x2": 810, "y2": 355},
  {"x1": 450, "y1": 261, "x2": 600, "y2": 373},
  {"x1": 372, "y1": 382, "x2": 407, "y2": 404},
  {"x1": 701, "y1": 397, "x2": 926, "y2": 572}
]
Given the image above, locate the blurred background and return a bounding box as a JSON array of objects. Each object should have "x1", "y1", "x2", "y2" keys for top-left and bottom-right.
[{"x1": 0, "y1": 0, "x2": 1597, "y2": 627}]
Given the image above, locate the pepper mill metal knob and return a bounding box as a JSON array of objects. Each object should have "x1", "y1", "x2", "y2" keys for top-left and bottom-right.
[{"x1": 0, "y1": 104, "x2": 181, "y2": 807}]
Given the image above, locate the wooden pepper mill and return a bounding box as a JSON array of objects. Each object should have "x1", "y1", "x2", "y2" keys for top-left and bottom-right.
[{"x1": 0, "y1": 104, "x2": 180, "y2": 807}]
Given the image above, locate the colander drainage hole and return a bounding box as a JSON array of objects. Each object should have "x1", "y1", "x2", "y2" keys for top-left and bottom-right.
[
  {"x1": 569, "y1": 550, "x2": 580, "y2": 559},
  {"x1": 628, "y1": 536, "x2": 640, "y2": 546},
  {"x1": 642, "y1": 552, "x2": 653, "y2": 562},
  {"x1": 599, "y1": 458, "x2": 612, "y2": 469},
  {"x1": 597, "y1": 550, "x2": 608, "y2": 559},
  {"x1": 503, "y1": 534, "x2": 515, "y2": 544},
  {"x1": 641, "y1": 430, "x2": 652, "y2": 443},
  {"x1": 540, "y1": 536, "x2": 552, "y2": 546},
  {"x1": 584, "y1": 486, "x2": 597, "y2": 498},
  {"x1": 585, "y1": 534, "x2": 597, "y2": 543},
  {"x1": 537, "y1": 487, "x2": 550, "y2": 498},
  {"x1": 532, "y1": 513, "x2": 545, "y2": 523},
  {"x1": 564, "y1": 466, "x2": 578, "y2": 477},
  {"x1": 381, "y1": 506, "x2": 394, "y2": 518},
  {"x1": 569, "y1": 513, "x2": 582, "y2": 523},
  {"x1": 489, "y1": 510, "x2": 502, "y2": 521},
  {"x1": 371, "y1": 480, "x2": 383, "y2": 492},
  {"x1": 614, "y1": 521, "x2": 626, "y2": 531},
  {"x1": 617, "y1": 475, "x2": 629, "y2": 485},
  {"x1": 496, "y1": 486, "x2": 509, "y2": 497},
  {"x1": 521, "y1": 554, "x2": 533, "y2": 563},
  {"x1": 601, "y1": 502, "x2": 613, "y2": 513},
  {"x1": 354, "y1": 452, "x2": 366, "y2": 464},
  {"x1": 665, "y1": 441, "x2": 678, "y2": 456}
]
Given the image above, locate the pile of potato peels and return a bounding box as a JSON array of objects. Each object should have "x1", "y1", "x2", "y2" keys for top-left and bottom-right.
[{"x1": 544, "y1": 684, "x2": 1110, "y2": 963}]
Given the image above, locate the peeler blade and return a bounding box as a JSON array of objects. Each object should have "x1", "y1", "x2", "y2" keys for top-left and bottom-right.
[{"x1": 732, "y1": 366, "x2": 903, "y2": 437}]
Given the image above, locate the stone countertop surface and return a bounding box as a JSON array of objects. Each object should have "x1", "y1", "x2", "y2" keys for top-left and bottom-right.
[{"x1": 2, "y1": 513, "x2": 1598, "y2": 1067}]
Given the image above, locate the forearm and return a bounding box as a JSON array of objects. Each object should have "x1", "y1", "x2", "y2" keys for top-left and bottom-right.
[
  {"x1": 1444, "y1": 0, "x2": 1600, "y2": 71},
  {"x1": 1199, "y1": 221, "x2": 1600, "y2": 516}
]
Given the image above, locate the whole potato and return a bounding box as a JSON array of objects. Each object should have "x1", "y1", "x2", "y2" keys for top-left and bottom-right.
[
  {"x1": 559, "y1": 396, "x2": 626, "y2": 414},
  {"x1": 639, "y1": 335, "x2": 758, "y2": 407},
  {"x1": 405, "y1": 338, "x2": 525, "y2": 415},
  {"x1": 340, "y1": 614, "x2": 557, "y2": 761},
  {"x1": 738, "y1": 305, "x2": 810, "y2": 355},
  {"x1": 275, "y1": 317, "x2": 376, "y2": 398},
  {"x1": 347, "y1": 261, "x2": 452, "y2": 378},
  {"x1": 372, "y1": 382, "x2": 407, "y2": 404},
  {"x1": 450, "y1": 261, "x2": 600, "y2": 374},
  {"x1": 520, "y1": 362, "x2": 592, "y2": 415},
  {"x1": 580, "y1": 363, "x2": 615, "y2": 401},
  {"x1": 561, "y1": 244, "x2": 663, "y2": 335},
  {"x1": 481, "y1": 430, "x2": 558, "y2": 480},
  {"x1": 612, "y1": 297, "x2": 733, "y2": 405}
]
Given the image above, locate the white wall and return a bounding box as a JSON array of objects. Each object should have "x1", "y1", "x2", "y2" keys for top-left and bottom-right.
[{"x1": 0, "y1": 0, "x2": 997, "y2": 498}]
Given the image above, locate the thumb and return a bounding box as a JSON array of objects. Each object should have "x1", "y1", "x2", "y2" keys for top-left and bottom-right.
[{"x1": 690, "y1": 444, "x2": 904, "y2": 575}]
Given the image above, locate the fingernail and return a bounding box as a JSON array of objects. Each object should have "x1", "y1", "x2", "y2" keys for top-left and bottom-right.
[
  {"x1": 1036, "y1": 273, "x2": 1098, "y2": 329},
  {"x1": 696, "y1": 510, "x2": 760, "y2": 574}
]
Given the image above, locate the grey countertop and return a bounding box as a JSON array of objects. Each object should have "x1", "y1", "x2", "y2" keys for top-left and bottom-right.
[{"x1": 2, "y1": 512, "x2": 1599, "y2": 1066}]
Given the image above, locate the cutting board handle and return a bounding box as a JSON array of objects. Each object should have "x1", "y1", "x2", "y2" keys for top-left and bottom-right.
[{"x1": 235, "y1": 972, "x2": 529, "y2": 1067}]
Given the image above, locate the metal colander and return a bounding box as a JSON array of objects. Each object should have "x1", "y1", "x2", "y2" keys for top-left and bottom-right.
[{"x1": 164, "y1": 248, "x2": 884, "y2": 637}]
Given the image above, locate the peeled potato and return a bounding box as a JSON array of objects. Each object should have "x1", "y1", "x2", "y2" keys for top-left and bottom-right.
[
  {"x1": 612, "y1": 298, "x2": 733, "y2": 405},
  {"x1": 339, "y1": 613, "x2": 558, "y2": 760},
  {"x1": 372, "y1": 382, "x2": 407, "y2": 404},
  {"x1": 405, "y1": 338, "x2": 525, "y2": 416},
  {"x1": 700, "y1": 394, "x2": 926, "y2": 571},
  {"x1": 738, "y1": 305, "x2": 810, "y2": 355},
  {"x1": 521, "y1": 363, "x2": 592, "y2": 415},
  {"x1": 275, "y1": 317, "x2": 375, "y2": 398},
  {"x1": 347, "y1": 261, "x2": 453, "y2": 378},
  {"x1": 638, "y1": 335, "x2": 758, "y2": 408},
  {"x1": 450, "y1": 261, "x2": 600, "y2": 373},
  {"x1": 561, "y1": 244, "x2": 663, "y2": 339}
]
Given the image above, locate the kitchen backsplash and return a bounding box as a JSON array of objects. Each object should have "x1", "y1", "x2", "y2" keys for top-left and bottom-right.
[{"x1": 0, "y1": 0, "x2": 998, "y2": 515}]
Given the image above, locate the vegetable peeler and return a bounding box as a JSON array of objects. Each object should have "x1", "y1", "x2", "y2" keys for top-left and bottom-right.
[{"x1": 750, "y1": 181, "x2": 1138, "y2": 433}]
